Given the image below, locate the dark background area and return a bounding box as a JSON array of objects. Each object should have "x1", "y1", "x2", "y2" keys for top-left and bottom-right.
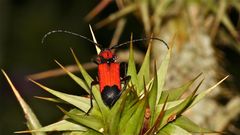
[
  {"x1": 0, "y1": 0, "x2": 113, "y2": 134},
  {"x1": 0, "y1": 0, "x2": 146, "y2": 134},
  {"x1": 0, "y1": 0, "x2": 240, "y2": 135}
]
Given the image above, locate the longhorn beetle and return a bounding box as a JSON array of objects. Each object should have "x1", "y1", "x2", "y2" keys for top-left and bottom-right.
[{"x1": 42, "y1": 30, "x2": 169, "y2": 112}]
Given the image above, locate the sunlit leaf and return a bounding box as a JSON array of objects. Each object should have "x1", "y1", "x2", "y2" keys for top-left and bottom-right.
[
  {"x1": 127, "y1": 34, "x2": 139, "y2": 93},
  {"x1": 159, "y1": 73, "x2": 202, "y2": 103},
  {"x1": 119, "y1": 100, "x2": 140, "y2": 132},
  {"x1": 120, "y1": 96, "x2": 147, "y2": 135},
  {"x1": 59, "y1": 107, "x2": 103, "y2": 133},
  {"x1": 16, "y1": 119, "x2": 87, "y2": 133},
  {"x1": 34, "y1": 96, "x2": 68, "y2": 104},
  {"x1": 29, "y1": 79, "x2": 91, "y2": 113},
  {"x1": 158, "y1": 123, "x2": 191, "y2": 135},
  {"x1": 148, "y1": 62, "x2": 158, "y2": 127},
  {"x1": 158, "y1": 80, "x2": 203, "y2": 130},
  {"x1": 189, "y1": 76, "x2": 228, "y2": 108},
  {"x1": 89, "y1": 25, "x2": 101, "y2": 54},
  {"x1": 63, "y1": 129, "x2": 102, "y2": 135},
  {"x1": 55, "y1": 60, "x2": 89, "y2": 93},
  {"x1": 71, "y1": 48, "x2": 94, "y2": 87},
  {"x1": 156, "y1": 44, "x2": 172, "y2": 104},
  {"x1": 172, "y1": 115, "x2": 213, "y2": 133},
  {"x1": 2, "y1": 70, "x2": 46, "y2": 135},
  {"x1": 108, "y1": 86, "x2": 132, "y2": 135},
  {"x1": 137, "y1": 38, "x2": 152, "y2": 92}
]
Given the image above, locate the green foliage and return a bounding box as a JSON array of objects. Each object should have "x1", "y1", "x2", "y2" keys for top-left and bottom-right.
[{"x1": 2, "y1": 39, "x2": 228, "y2": 135}]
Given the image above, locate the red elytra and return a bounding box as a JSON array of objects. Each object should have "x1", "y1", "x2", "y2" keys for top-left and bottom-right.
[
  {"x1": 98, "y1": 50, "x2": 121, "y2": 92},
  {"x1": 94, "y1": 49, "x2": 123, "y2": 108},
  {"x1": 98, "y1": 63, "x2": 121, "y2": 92}
]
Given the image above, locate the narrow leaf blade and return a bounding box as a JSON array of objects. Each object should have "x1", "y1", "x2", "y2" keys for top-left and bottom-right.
[
  {"x1": 121, "y1": 97, "x2": 147, "y2": 134},
  {"x1": 16, "y1": 119, "x2": 87, "y2": 133},
  {"x1": 127, "y1": 34, "x2": 139, "y2": 94},
  {"x1": 59, "y1": 107, "x2": 103, "y2": 133},
  {"x1": 158, "y1": 123, "x2": 191, "y2": 135},
  {"x1": 2, "y1": 70, "x2": 46, "y2": 135},
  {"x1": 156, "y1": 43, "x2": 172, "y2": 104},
  {"x1": 159, "y1": 73, "x2": 202, "y2": 103},
  {"x1": 55, "y1": 60, "x2": 89, "y2": 93},
  {"x1": 29, "y1": 79, "x2": 91, "y2": 113},
  {"x1": 137, "y1": 39, "x2": 152, "y2": 92},
  {"x1": 172, "y1": 116, "x2": 213, "y2": 133}
]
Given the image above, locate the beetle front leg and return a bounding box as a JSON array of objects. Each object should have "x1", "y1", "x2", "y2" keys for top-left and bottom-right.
[
  {"x1": 86, "y1": 80, "x2": 99, "y2": 115},
  {"x1": 121, "y1": 75, "x2": 131, "y2": 91}
]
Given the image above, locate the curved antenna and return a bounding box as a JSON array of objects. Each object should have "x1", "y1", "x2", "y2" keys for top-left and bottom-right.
[
  {"x1": 41, "y1": 30, "x2": 103, "y2": 49},
  {"x1": 110, "y1": 37, "x2": 169, "y2": 50}
]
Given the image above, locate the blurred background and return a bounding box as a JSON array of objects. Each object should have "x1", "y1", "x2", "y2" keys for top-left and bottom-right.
[{"x1": 0, "y1": 0, "x2": 240, "y2": 135}]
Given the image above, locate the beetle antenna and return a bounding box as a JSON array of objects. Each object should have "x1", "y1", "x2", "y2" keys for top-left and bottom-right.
[
  {"x1": 41, "y1": 30, "x2": 103, "y2": 49},
  {"x1": 110, "y1": 37, "x2": 169, "y2": 50}
]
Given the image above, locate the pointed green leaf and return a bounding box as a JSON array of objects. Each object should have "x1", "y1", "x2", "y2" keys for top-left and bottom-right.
[
  {"x1": 16, "y1": 119, "x2": 87, "y2": 133},
  {"x1": 127, "y1": 34, "x2": 139, "y2": 94},
  {"x1": 122, "y1": 86, "x2": 139, "y2": 112},
  {"x1": 159, "y1": 73, "x2": 202, "y2": 103},
  {"x1": 59, "y1": 107, "x2": 103, "y2": 133},
  {"x1": 157, "y1": 45, "x2": 171, "y2": 104},
  {"x1": 108, "y1": 87, "x2": 132, "y2": 135},
  {"x1": 189, "y1": 76, "x2": 228, "y2": 108},
  {"x1": 158, "y1": 80, "x2": 203, "y2": 129},
  {"x1": 158, "y1": 123, "x2": 191, "y2": 135},
  {"x1": 30, "y1": 79, "x2": 92, "y2": 113},
  {"x1": 64, "y1": 129, "x2": 102, "y2": 135},
  {"x1": 71, "y1": 48, "x2": 93, "y2": 87},
  {"x1": 156, "y1": 99, "x2": 184, "y2": 111},
  {"x1": 148, "y1": 63, "x2": 158, "y2": 126},
  {"x1": 34, "y1": 96, "x2": 68, "y2": 104},
  {"x1": 91, "y1": 86, "x2": 110, "y2": 117},
  {"x1": 2, "y1": 70, "x2": 46, "y2": 135},
  {"x1": 172, "y1": 116, "x2": 213, "y2": 133},
  {"x1": 137, "y1": 39, "x2": 152, "y2": 92},
  {"x1": 89, "y1": 25, "x2": 101, "y2": 54},
  {"x1": 121, "y1": 97, "x2": 148, "y2": 135},
  {"x1": 119, "y1": 101, "x2": 140, "y2": 131},
  {"x1": 55, "y1": 60, "x2": 89, "y2": 93}
]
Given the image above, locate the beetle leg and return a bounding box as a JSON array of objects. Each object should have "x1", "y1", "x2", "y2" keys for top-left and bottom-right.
[
  {"x1": 120, "y1": 62, "x2": 128, "y2": 78},
  {"x1": 121, "y1": 75, "x2": 131, "y2": 91},
  {"x1": 91, "y1": 56, "x2": 100, "y2": 65},
  {"x1": 86, "y1": 80, "x2": 99, "y2": 115}
]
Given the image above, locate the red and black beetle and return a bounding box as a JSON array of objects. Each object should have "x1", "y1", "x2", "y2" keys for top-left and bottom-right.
[
  {"x1": 91, "y1": 48, "x2": 130, "y2": 108},
  {"x1": 42, "y1": 30, "x2": 169, "y2": 110}
]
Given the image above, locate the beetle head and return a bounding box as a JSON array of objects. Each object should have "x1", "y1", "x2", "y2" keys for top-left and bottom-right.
[{"x1": 97, "y1": 49, "x2": 117, "y2": 64}]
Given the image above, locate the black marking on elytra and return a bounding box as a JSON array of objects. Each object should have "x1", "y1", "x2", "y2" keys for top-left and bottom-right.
[{"x1": 101, "y1": 85, "x2": 121, "y2": 107}]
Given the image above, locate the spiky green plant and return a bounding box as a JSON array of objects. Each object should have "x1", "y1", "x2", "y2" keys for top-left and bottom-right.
[
  {"x1": 2, "y1": 36, "x2": 228, "y2": 135},
  {"x1": 85, "y1": 1, "x2": 240, "y2": 132}
]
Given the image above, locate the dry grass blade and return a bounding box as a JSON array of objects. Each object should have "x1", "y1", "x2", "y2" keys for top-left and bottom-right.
[
  {"x1": 109, "y1": 18, "x2": 127, "y2": 48},
  {"x1": 85, "y1": 0, "x2": 112, "y2": 22},
  {"x1": 27, "y1": 63, "x2": 96, "y2": 80},
  {"x1": 95, "y1": 3, "x2": 137, "y2": 28}
]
